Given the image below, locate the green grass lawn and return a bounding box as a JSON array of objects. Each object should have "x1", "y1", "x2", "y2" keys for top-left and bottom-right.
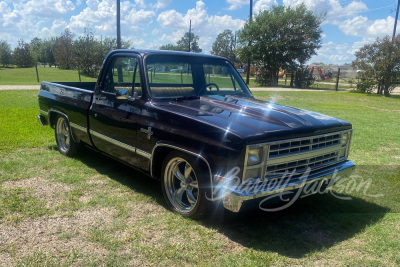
[
  {"x1": 0, "y1": 90, "x2": 399, "y2": 266},
  {"x1": 0, "y1": 66, "x2": 97, "y2": 85}
]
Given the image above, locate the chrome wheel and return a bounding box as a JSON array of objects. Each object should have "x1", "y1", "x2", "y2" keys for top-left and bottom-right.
[
  {"x1": 164, "y1": 157, "x2": 199, "y2": 213},
  {"x1": 56, "y1": 116, "x2": 71, "y2": 153}
]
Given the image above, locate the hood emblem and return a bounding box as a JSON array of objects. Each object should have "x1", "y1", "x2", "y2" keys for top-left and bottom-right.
[{"x1": 140, "y1": 126, "x2": 153, "y2": 140}]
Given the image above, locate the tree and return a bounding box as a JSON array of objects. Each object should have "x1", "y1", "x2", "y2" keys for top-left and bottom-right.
[
  {"x1": 352, "y1": 35, "x2": 400, "y2": 97},
  {"x1": 41, "y1": 38, "x2": 57, "y2": 67},
  {"x1": 13, "y1": 40, "x2": 35, "y2": 68},
  {"x1": 159, "y1": 43, "x2": 178, "y2": 51},
  {"x1": 0, "y1": 40, "x2": 12, "y2": 67},
  {"x1": 54, "y1": 28, "x2": 75, "y2": 69},
  {"x1": 160, "y1": 32, "x2": 202, "y2": 53},
  {"x1": 177, "y1": 32, "x2": 202, "y2": 53},
  {"x1": 237, "y1": 4, "x2": 322, "y2": 86},
  {"x1": 99, "y1": 37, "x2": 132, "y2": 59},
  {"x1": 30, "y1": 37, "x2": 43, "y2": 63},
  {"x1": 211, "y1": 29, "x2": 236, "y2": 62},
  {"x1": 74, "y1": 28, "x2": 101, "y2": 77}
]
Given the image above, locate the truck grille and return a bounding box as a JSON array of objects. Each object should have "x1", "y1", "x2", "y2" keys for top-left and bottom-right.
[
  {"x1": 268, "y1": 133, "x2": 341, "y2": 158},
  {"x1": 243, "y1": 130, "x2": 352, "y2": 182},
  {"x1": 265, "y1": 151, "x2": 339, "y2": 179}
]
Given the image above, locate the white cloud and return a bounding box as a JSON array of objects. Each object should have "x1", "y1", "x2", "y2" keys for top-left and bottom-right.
[
  {"x1": 338, "y1": 15, "x2": 399, "y2": 38},
  {"x1": 338, "y1": 16, "x2": 368, "y2": 36},
  {"x1": 157, "y1": 1, "x2": 245, "y2": 51},
  {"x1": 367, "y1": 16, "x2": 397, "y2": 37},
  {"x1": 69, "y1": 0, "x2": 155, "y2": 37},
  {"x1": 134, "y1": 0, "x2": 146, "y2": 9},
  {"x1": 283, "y1": 0, "x2": 367, "y2": 21},
  {"x1": 21, "y1": 0, "x2": 75, "y2": 17},
  {"x1": 124, "y1": 9, "x2": 155, "y2": 25},
  {"x1": 0, "y1": 0, "x2": 76, "y2": 47},
  {"x1": 226, "y1": 0, "x2": 248, "y2": 11},
  {"x1": 153, "y1": 0, "x2": 171, "y2": 9},
  {"x1": 86, "y1": 0, "x2": 99, "y2": 10},
  {"x1": 254, "y1": 0, "x2": 277, "y2": 14},
  {"x1": 157, "y1": 9, "x2": 184, "y2": 28},
  {"x1": 310, "y1": 41, "x2": 354, "y2": 64}
]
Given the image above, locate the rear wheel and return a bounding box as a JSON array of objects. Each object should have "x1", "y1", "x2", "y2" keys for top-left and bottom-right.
[
  {"x1": 55, "y1": 115, "x2": 79, "y2": 156},
  {"x1": 161, "y1": 151, "x2": 212, "y2": 219}
]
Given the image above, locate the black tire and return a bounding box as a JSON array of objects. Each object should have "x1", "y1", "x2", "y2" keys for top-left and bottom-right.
[
  {"x1": 161, "y1": 151, "x2": 213, "y2": 219},
  {"x1": 54, "y1": 115, "x2": 79, "y2": 157}
]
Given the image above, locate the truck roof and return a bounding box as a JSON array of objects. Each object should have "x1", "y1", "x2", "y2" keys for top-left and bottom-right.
[{"x1": 107, "y1": 49, "x2": 226, "y2": 60}]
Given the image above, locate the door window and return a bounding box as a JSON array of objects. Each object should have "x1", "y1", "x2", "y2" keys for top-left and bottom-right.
[{"x1": 103, "y1": 57, "x2": 142, "y2": 99}]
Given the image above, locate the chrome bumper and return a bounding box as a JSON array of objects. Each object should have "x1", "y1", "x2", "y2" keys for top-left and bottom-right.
[{"x1": 222, "y1": 161, "x2": 355, "y2": 212}]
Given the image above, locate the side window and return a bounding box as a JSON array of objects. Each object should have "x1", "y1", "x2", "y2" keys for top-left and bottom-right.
[{"x1": 103, "y1": 56, "x2": 142, "y2": 98}]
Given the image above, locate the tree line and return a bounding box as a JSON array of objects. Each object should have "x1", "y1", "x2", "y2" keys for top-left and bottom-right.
[
  {"x1": 0, "y1": 28, "x2": 132, "y2": 77},
  {"x1": 1, "y1": 3, "x2": 398, "y2": 95}
]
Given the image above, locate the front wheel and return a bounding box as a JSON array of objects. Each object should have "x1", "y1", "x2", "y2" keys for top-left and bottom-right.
[
  {"x1": 55, "y1": 115, "x2": 79, "y2": 156},
  {"x1": 161, "y1": 151, "x2": 213, "y2": 219}
]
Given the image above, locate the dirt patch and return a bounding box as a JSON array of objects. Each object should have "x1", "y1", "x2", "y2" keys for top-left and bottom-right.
[
  {"x1": 1, "y1": 177, "x2": 71, "y2": 209},
  {"x1": 0, "y1": 207, "x2": 116, "y2": 264}
]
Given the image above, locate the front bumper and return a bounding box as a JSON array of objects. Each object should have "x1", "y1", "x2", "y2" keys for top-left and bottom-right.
[{"x1": 222, "y1": 160, "x2": 355, "y2": 212}]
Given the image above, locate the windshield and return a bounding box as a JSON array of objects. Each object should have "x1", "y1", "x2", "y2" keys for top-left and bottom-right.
[{"x1": 145, "y1": 54, "x2": 252, "y2": 99}]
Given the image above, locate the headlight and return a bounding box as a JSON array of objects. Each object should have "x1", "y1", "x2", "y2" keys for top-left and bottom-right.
[
  {"x1": 341, "y1": 132, "x2": 349, "y2": 146},
  {"x1": 247, "y1": 147, "x2": 262, "y2": 166}
]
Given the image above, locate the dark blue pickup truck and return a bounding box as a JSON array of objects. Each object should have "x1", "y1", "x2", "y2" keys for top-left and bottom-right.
[{"x1": 38, "y1": 49, "x2": 354, "y2": 218}]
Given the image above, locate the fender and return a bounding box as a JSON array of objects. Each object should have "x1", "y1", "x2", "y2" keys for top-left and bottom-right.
[{"x1": 151, "y1": 141, "x2": 216, "y2": 201}]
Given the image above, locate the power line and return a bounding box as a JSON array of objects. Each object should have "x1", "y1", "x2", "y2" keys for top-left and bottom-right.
[
  {"x1": 324, "y1": 4, "x2": 395, "y2": 20},
  {"x1": 310, "y1": 0, "x2": 396, "y2": 13}
]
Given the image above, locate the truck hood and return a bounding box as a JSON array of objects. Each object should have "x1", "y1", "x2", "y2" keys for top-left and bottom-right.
[{"x1": 155, "y1": 95, "x2": 351, "y2": 143}]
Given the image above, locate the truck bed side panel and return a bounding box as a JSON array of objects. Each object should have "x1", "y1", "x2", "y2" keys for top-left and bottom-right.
[{"x1": 38, "y1": 82, "x2": 95, "y2": 145}]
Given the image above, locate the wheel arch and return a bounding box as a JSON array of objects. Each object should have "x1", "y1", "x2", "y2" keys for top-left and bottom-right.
[
  {"x1": 49, "y1": 109, "x2": 80, "y2": 143},
  {"x1": 151, "y1": 142, "x2": 216, "y2": 200}
]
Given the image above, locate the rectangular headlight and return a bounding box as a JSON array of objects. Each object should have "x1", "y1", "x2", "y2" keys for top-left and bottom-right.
[
  {"x1": 341, "y1": 132, "x2": 349, "y2": 146},
  {"x1": 247, "y1": 147, "x2": 262, "y2": 166}
]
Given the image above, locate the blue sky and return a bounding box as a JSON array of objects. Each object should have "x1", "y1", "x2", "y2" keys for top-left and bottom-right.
[{"x1": 0, "y1": 0, "x2": 399, "y2": 64}]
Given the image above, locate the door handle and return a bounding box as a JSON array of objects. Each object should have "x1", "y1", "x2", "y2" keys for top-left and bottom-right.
[{"x1": 96, "y1": 96, "x2": 106, "y2": 100}]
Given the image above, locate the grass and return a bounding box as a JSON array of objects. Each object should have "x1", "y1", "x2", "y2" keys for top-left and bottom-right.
[
  {"x1": 0, "y1": 66, "x2": 97, "y2": 85},
  {"x1": 0, "y1": 89, "x2": 399, "y2": 266}
]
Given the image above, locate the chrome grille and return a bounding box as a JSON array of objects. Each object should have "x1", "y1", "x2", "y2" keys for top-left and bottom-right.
[
  {"x1": 243, "y1": 130, "x2": 352, "y2": 182},
  {"x1": 265, "y1": 151, "x2": 339, "y2": 179},
  {"x1": 269, "y1": 133, "x2": 341, "y2": 158}
]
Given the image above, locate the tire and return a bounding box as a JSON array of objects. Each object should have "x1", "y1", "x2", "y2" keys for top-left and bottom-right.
[
  {"x1": 161, "y1": 151, "x2": 213, "y2": 219},
  {"x1": 55, "y1": 115, "x2": 79, "y2": 157}
]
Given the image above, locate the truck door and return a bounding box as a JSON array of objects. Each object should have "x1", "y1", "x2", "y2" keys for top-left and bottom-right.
[{"x1": 89, "y1": 54, "x2": 143, "y2": 166}]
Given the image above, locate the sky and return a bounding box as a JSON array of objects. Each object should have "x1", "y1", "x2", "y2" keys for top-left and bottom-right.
[{"x1": 0, "y1": 0, "x2": 399, "y2": 65}]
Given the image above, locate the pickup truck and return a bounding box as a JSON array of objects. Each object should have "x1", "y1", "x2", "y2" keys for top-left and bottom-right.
[{"x1": 38, "y1": 49, "x2": 355, "y2": 218}]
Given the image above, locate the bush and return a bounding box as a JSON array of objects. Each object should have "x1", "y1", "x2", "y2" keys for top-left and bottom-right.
[
  {"x1": 294, "y1": 66, "x2": 315, "y2": 88},
  {"x1": 353, "y1": 78, "x2": 375, "y2": 94}
]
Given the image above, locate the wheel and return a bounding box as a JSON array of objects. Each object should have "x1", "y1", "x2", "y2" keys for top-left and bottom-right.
[
  {"x1": 205, "y1": 83, "x2": 219, "y2": 92},
  {"x1": 55, "y1": 115, "x2": 79, "y2": 156},
  {"x1": 161, "y1": 151, "x2": 212, "y2": 219}
]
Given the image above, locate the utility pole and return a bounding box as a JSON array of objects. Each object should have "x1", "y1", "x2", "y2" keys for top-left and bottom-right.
[
  {"x1": 188, "y1": 20, "x2": 192, "y2": 52},
  {"x1": 116, "y1": 0, "x2": 121, "y2": 49},
  {"x1": 246, "y1": 0, "x2": 253, "y2": 85},
  {"x1": 393, "y1": 0, "x2": 400, "y2": 40}
]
